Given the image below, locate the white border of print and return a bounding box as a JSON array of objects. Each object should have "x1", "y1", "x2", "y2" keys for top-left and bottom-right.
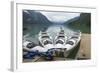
[{"x1": 11, "y1": 1, "x2": 97, "y2": 72}]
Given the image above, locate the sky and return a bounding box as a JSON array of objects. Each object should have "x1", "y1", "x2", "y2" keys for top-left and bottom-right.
[{"x1": 40, "y1": 11, "x2": 80, "y2": 23}]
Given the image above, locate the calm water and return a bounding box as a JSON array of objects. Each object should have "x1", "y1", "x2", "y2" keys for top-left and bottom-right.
[{"x1": 23, "y1": 24, "x2": 76, "y2": 44}]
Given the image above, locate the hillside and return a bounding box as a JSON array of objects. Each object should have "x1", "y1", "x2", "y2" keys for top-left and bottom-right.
[
  {"x1": 64, "y1": 13, "x2": 91, "y2": 34},
  {"x1": 23, "y1": 10, "x2": 52, "y2": 35}
]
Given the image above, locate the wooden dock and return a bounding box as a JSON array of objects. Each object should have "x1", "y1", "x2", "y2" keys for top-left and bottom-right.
[{"x1": 75, "y1": 33, "x2": 91, "y2": 60}]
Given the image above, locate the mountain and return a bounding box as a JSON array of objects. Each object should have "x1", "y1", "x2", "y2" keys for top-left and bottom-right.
[
  {"x1": 63, "y1": 13, "x2": 91, "y2": 34},
  {"x1": 80, "y1": 13, "x2": 91, "y2": 28},
  {"x1": 23, "y1": 10, "x2": 52, "y2": 24},
  {"x1": 23, "y1": 10, "x2": 53, "y2": 35},
  {"x1": 63, "y1": 16, "x2": 80, "y2": 25}
]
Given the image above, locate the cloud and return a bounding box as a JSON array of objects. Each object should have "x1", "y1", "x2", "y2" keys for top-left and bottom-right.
[{"x1": 40, "y1": 11, "x2": 80, "y2": 23}]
